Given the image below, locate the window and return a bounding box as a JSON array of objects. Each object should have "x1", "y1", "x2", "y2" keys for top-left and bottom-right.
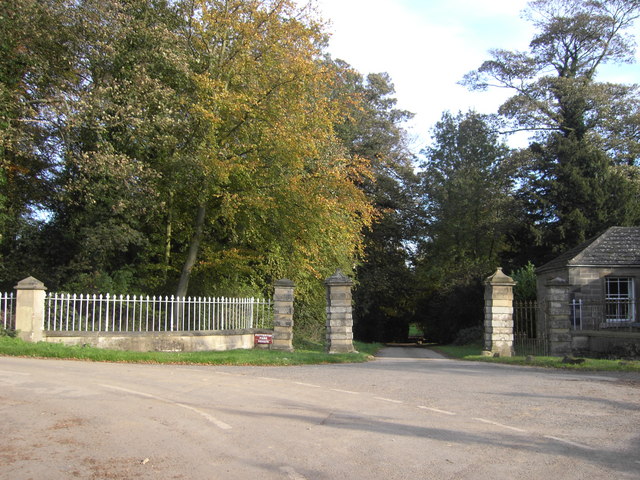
[{"x1": 605, "y1": 277, "x2": 635, "y2": 323}]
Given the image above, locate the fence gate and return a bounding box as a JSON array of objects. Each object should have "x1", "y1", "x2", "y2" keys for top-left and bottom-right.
[{"x1": 513, "y1": 300, "x2": 548, "y2": 356}]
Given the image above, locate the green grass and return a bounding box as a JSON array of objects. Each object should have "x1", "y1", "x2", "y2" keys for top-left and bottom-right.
[
  {"x1": 408, "y1": 323, "x2": 424, "y2": 337},
  {"x1": 431, "y1": 344, "x2": 640, "y2": 372},
  {"x1": 0, "y1": 336, "x2": 383, "y2": 366}
]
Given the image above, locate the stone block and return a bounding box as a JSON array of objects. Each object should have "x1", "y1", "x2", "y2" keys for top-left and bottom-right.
[
  {"x1": 274, "y1": 304, "x2": 294, "y2": 315},
  {"x1": 327, "y1": 344, "x2": 355, "y2": 354},
  {"x1": 326, "y1": 319, "x2": 354, "y2": 328},
  {"x1": 274, "y1": 318, "x2": 293, "y2": 328},
  {"x1": 549, "y1": 318, "x2": 570, "y2": 329}
]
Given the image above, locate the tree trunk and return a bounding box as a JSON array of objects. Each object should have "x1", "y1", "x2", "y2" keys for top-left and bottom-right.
[
  {"x1": 163, "y1": 191, "x2": 173, "y2": 282},
  {"x1": 176, "y1": 203, "x2": 206, "y2": 298}
]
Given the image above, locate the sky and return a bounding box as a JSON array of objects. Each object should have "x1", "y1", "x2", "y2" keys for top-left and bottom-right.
[{"x1": 310, "y1": 0, "x2": 640, "y2": 152}]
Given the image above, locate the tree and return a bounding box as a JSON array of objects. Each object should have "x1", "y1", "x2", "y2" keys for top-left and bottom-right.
[
  {"x1": 27, "y1": 0, "x2": 194, "y2": 292},
  {"x1": 463, "y1": 0, "x2": 640, "y2": 256},
  {"x1": 172, "y1": 0, "x2": 374, "y2": 302},
  {"x1": 415, "y1": 111, "x2": 516, "y2": 343},
  {"x1": 331, "y1": 64, "x2": 420, "y2": 342},
  {"x1": 0, "y1": 0, "x2": 375, "y2": 321},
  {"x1": 0, "y1": 0, "x2": 78, "y2": 284}
]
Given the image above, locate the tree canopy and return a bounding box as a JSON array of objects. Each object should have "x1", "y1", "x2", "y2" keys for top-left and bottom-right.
[
  {"x1": 0, "y1": 0, "x2": 375, "y2": 340},
  {"x1": 4, "y1": 0, "x2": 640, "y2": 345},
  {"x1": 464, "y1": 0, "x2": 640, "y2": 256}
]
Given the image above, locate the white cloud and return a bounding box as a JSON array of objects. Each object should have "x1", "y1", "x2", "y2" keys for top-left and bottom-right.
[
  {"x1": 308, "y1": 0, "x2": 640, "y2": 151},
  {"x1": 312, "y1": 0, "x2": 532, "y2": 148}
]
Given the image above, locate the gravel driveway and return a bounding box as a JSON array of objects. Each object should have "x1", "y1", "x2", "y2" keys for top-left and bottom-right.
[{"x1": 1, "y1": 348, "x2": 639, "y2": 479}]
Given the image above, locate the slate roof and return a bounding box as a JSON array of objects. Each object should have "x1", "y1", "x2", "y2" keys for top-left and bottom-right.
[{"x1": 537, "y1": 227, "x2": 640, "y2": 273}]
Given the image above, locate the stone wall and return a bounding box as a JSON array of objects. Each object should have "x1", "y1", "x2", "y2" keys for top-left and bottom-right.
[
  {"x1": 45, "y1": 329, "x2": 273, "y2": 352},
  {"x1": 13, "y1": 276, "x2": 275, "y2": 353}
]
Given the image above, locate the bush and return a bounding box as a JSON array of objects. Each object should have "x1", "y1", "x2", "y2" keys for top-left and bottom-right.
[
  {"x1": 0, "y1": 325, "x2": 17, "y2": 338},
  {"x1": 511, "y1": 262, "x2": 537, "y2": 300},
  {"x1": 452, "y1": 325, "x2": 483, "y2": 345}
]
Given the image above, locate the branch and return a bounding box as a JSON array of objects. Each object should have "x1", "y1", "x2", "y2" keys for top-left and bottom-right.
[{"x1": 497, "y1": 126, "x2": 560, "y2": 135}]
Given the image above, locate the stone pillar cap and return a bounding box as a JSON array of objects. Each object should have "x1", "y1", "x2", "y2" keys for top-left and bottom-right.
[
  {"x1": 14, "y1": 276, "x2": 47, "y2": 291},
  {"x1": 484, "y1": 267, "x2": 516, "y2": 286},
  {"x1": 325, "y1": 269, "x2": 353, "y2": 286},
  {"x1": 274, "y1": 278, "x2": 295, "y2": 287}
]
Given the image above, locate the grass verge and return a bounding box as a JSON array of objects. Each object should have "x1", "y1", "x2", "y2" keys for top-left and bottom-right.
[
  {"x1": 0, "y1": 336, "x2": 383, "y2": 366},
  {"x1": 431, "y1": 344, "x2": 640, "y2": 372}
]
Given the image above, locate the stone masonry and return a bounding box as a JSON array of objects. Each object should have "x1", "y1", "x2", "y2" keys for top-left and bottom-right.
[
  {"x1": 325, "y1": 270, "x2": 356, "y2": 354},
  {"x1": 483, "y1": 268, "x2": 515, "y2": 357},
  {"x1": 272, "y1": 278, "x2": 295, "y2": 351},
  {"x1": 544, "y1": 277, "x2": 572, "y2": 356},
  {"x1": 14, "y1": 276, "x2": 47, "y2": 343}
]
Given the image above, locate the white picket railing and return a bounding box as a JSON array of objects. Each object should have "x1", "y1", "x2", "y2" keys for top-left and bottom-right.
[
  {"x1": 1, "y1": 292, "x2": 15, "y2": 330},
  {"x1": 45, "y1": 293, "x2": 272, "y2": 333}
]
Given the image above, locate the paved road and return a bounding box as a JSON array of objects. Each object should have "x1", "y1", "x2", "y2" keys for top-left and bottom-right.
[{"x1": 1, "y1": 347, "x2": 639, "y2": 479}]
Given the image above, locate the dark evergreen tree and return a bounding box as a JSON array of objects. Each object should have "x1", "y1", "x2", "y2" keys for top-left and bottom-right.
[{"x1": 414, "y1": 111, "x2": 516, "y2": 343}]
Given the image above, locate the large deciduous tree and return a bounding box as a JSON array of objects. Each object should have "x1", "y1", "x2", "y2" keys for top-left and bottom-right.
[
  {"x1": 0, "y1": 0, "x2": 375, "y2": 341},
  {"x1": 173, "y1": 0, "x2": 374, "y2": 302},
  {"x1": 463, "y1": 0, "x2": 640, "y2": 256},
  {"x1": 0, "y1": 0, "x2": 79, "y2": 282}
]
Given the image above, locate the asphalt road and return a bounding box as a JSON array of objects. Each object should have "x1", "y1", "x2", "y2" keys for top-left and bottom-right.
[{"x1": 1, "y1": 346, "x2": 639, "y2": 480}]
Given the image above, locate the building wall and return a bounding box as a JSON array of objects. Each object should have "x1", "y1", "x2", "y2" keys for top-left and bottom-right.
[
  {"x1": 537, "y1": 265, "x2": 640, "y2": 356},
  {"x1": 569, "y1": 266, "x2": 640, "y2": 302}
]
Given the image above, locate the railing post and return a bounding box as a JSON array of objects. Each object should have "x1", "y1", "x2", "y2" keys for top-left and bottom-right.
[
  {"x1": 325, "y1": 270, "x2": 356, "y2": 354},
  {"x1": 483, "y1": 268, "x2": 516, "y2": 357},
  {"x1": 14, "y1": 277, "x2": 47, "y2": 343},
  {"x1": 272, "y1": 279, "x2": 295, "y2": 351}
]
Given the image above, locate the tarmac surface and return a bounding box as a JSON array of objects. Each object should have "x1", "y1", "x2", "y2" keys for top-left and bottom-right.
[{"x1": 1, "y1": 346, "x2": 639, "y2": 479}]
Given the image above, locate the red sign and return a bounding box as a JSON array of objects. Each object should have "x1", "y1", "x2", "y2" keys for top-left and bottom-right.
[{"x1": 254, "y1": 334, "x2": 273, "y2": 345}]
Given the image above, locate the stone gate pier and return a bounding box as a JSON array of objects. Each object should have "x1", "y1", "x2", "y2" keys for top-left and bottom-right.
[
  {"x1": 325, "y1": 270, "x2": 356, "y2": 354},
  {"x1": 483, "y1": 268, "x2": 515, "y2": 357}
]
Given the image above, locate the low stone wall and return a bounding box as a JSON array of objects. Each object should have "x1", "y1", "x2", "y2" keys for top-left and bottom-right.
[
  {"x1": 44, "y1": 329, "x2": 274, "y2": 352},
  {"x1": 572, "y1": 331, "x2": 640, "y2": 357}
]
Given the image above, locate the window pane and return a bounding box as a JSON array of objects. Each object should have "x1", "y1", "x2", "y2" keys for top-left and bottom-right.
[{"x1": 605, "y1": 277, "x2": 634, "y2": 322}]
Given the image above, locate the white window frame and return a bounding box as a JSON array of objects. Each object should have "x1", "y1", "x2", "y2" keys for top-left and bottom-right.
[{"x1": 604, "y1": 277, "x2": 635, "y2": 323}]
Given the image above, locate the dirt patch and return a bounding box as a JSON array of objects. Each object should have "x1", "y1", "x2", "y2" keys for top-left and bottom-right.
[{"x1": 50, "y1": 417, "x2": 86, "y2": 430}]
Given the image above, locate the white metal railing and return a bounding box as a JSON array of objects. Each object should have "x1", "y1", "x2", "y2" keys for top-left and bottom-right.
[
  {"x1": 1, "y1": 292, "x2": 15, "y2": 330},
  {"x1": 45, "y1": 293, "x2": 273, "y2": 333}
]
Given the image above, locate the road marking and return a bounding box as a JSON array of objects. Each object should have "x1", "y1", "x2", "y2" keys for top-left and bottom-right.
[
  {"x1": 331, "y1": 388, "x2": 359, "y2": 395},
  {"x1": 418, "y1": 406, "x2": 456, "y2": 416},
  {"x1": 280, "y1": 466, "x2": 308, "y2": 480},
  {"x1": 175, "y1": 402, "x2": 232, "y2": 430},
  {"x1": 0, "y1": 370, "x2": 30, "y2": 376},
  {"x1": 374, "y1": 397, "x2": 403, "y2": 404},
  {"x1": 99, "y1": 384, "x2": 232, "y2": 430},
  {"x1": 544, "y1": 435, "x2": 594, "y2": 450},
  {"x1": 257, "y1": 376, "x2": 280, "y2": 381},
  {"x1": 293, "y1": 382, "x2": 321, "y2": 388},
  {"x1": 473, "y1": 418, "x2": 527, "y2": 433}
]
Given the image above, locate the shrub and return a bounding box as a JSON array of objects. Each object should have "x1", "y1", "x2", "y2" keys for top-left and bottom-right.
[
  {"x1": 511, "y1": 262, "x2": 537, "y2": 300},
  {"x1": 0, "y1": 325, "x2": 17, "y2": 338},
  {"x1": 452, "y1": 325, "x2": 483, "y2": 345}
]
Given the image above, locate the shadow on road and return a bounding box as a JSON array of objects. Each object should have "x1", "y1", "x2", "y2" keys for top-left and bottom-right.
[{"x1": 375, "y1": 345, "x2": 446, "y2": 360}]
